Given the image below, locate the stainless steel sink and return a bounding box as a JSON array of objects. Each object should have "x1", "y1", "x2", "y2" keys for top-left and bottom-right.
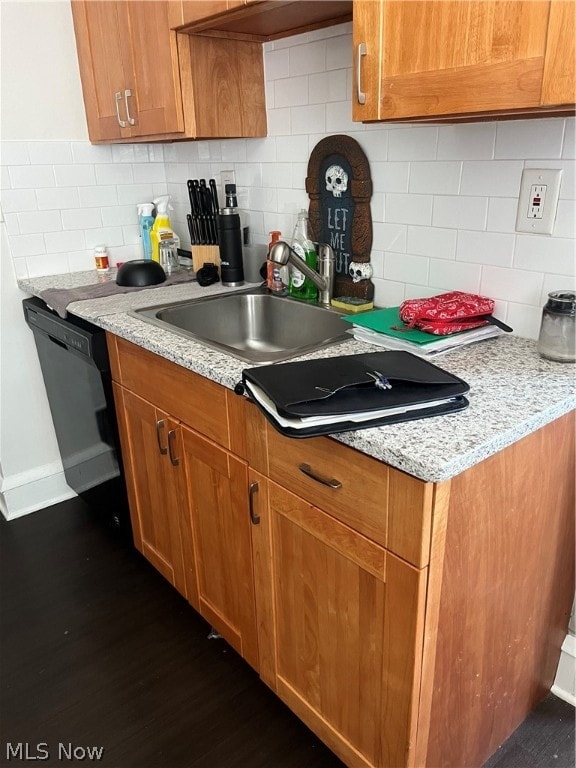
[{"x1": 131, "y1": 287, "x2": 351, "y2": 364}]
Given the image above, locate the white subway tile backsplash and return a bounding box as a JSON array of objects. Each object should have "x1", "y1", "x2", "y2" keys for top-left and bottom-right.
[
  {"x1": 26, "y1": 253, "x2": 70, "y2": 277},
  {"x1": 275, "y1": 135, "x2": 306, "y2": 163},
  {"x1": 388, "y1": 127, "x2": 438, "y2": 161},
  {"x1": 67, "y1": 250, "x2": 95, "y2": 272},
  {"x1": 95, "y1": 163, "x2": 134, "y2": 185},
  {"x1": 495, "y1": 118, "x2": 564, "y2": 160},
  {"x1": 221, "y1": 139, "x2": 248, "y2": 163},
  {"x1": 122, "y1": 224, "x2": 141, "y2": 245},
  {"x1": 309, "y1": 70, "x2": 347, "y2": 104},
  {"x1": 265, "y1": 48, "x2": 290, "y2": 80},
  {"x1": 384, "y1": 252, "x2": 428, "y2": 285},
  {"x1": 275, "y1": 75, "x2": 309, "y2": 108},
  {"x1": 456, "y1": 230, "x2": 514, "y2": 267},
  {"x1": 267, "y1": 108, "x2": 291, "y2": 136},
  {"x1": 248, "y1": 187, "x2": 278, "y2": 213},
  {"x1": 247, "y1": 138, "x2": 277, "y2": 163},
  {"x1": 291, "y1": 104, "x2": 326, "y2": 135},
  {"x1": 370, "y1": 162, "x2": 409, "y2": 193},
  {"x1": 111, "y1": 145, "x2": 136, "y2": 164},
  {"x1": 407, "y1": 226, "x2": 457, "y2": 260},
  {"x1": 372, "y1": 222, "x2": 407, "y2": 253},
  {"x1": 17, "y1": 210, "x2": 62, "y2": 235},
  {"x1": 372, "y1": 278, "x2": 406, "y2": 307},
  {"x1": 436, "y1": 123, "x2": 496, "y2": 160},
  {"x1": 409, "y1": 162, "x2": 461, "y2": 195},
  {"x1": 562, "y1": 119, "x2": 575, "y2": 159},
  {"x1": 1, "y1": 166, "x2": 11, "y2": 189},
  {"x1": 291, "y1": 163, "x2": 308, "y2": 188},
  {"x1": 326, "y1": 101, "x2": 357, "y2": 133},
  {"x1": 28, "y1": 141, "x2": 72, "y2": 165},
  {"x1": 371, "y1": 193, "x2": 385, "y2": 222},
  {"x1": 9, "y1": 234, "x2": 46, "y2": 258},
  {"x1": 514, "y1": 234, "x2": 576, "y2": 276},
  {"x1": 289, "y1": 40, "x2": 326, "y2": 76},
  {"x1": 12, "y1": 258, "x2": 29, "y2": 279},
  {"x1": 461, "y1": 161, "x2": 523, "y2": 197},
  {"x1": 132, "y1": 163, "x2": 166, "y2": 184},
  {"x1": 54, "y1": 164, "x2": 96, "y2": 187},
  {"x1": 433, "y1": 195, "x2": 488, "y2": 231},
  {"x1": 369, "y1": 249, "x2": 384, "y2": 278},
  {"x1": 386, "y1": 193, "x2": 433, "y2": 226},
  {"x1": 45, "y1": 230, "x2": 86, "y2": 254},
  {"x1": 61, "y1": 208, "x2": 102, "y2": 230},
  {"x1": 101, "y1": 204, "x2": 139, "y2": 228},
  {"x1": 542, "y1": 272, "x2": 576, "y2": 301},
  {"x1": 36, "y1": 186, "x2": 80, "y2": 211},
  {"x1": 554, "y1": 199, "x2": 576, "y2": 239},
  {"x1": 84, "y1": 227, "x2": 124, "y2": 249},
  {"x1": 79, "y1": 185, "x2": 118, "y2": 208},
  {"x1": 71, "y1": 142, "x2": 112, "y2": 164},
  {"x1": 487, "y1": 198, "x2": 518, "y2": 233},
  {"x1": 480, "y1": 265, "x2": 543, "y2": 304},
  {"x1": 429, "y1": 258, "x2": 482, "y2": 293},
  {"x1": 116, "y1": 184, "x2": 156, "y2": 206},
  {"x1": 358, "y1": 133, "x2": 389, "y2": 164},
  {"x1": 325, "y1": 34, "x2": 352, "y2": 71},
  {"x1": 1, "y1": 142, "x2": 30, "y2": 165},
  {"x1": 236, "y1": 163, "x2": 263, "y2": 188},
  {"x1": 277, "y1": 187, "x2": 308, "y2": 213},
  {"x1": 505, "y1": 302, "x2": 542, "y2": 340},
  {"x1": 263, "y1": 163, "x2": 291, "y2": 188},
  {"x1": 1, "y1": 189, "x2": 37, "y2": 213},
  {"x1": 4, "y1": 213, "x2": 20, "y2": 236},
  {"x1": 9, "y1": 165, "x2": 54, "y2": 188}
]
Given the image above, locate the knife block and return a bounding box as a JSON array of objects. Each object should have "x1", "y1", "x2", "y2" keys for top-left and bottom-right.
[{"x1": 191, "y1": 245, "x2": 220, "y2": 273}]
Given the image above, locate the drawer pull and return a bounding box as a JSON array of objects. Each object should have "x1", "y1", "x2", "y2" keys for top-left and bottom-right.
[
  {"x1": 156, "y1": 419, "x2": 168, "y2": 455},
  {"x1": 249, "y1": 482, "x2": 260, "y2": 525},
  {"x1": 299, "y1": 463, "x2": 342, "y2": 489},
  {"x1": 168, "y1": 429, "x2": 180, "y2": 466},
  {"x1": 356, "y1": 42, "x2": 367, "y2": 105}
]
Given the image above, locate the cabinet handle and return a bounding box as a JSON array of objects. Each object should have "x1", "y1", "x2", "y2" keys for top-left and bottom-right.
[
  {"x1": 124, "y1": 89, "x2": 136, "y2": 126},
  {"x1": 114, "y1": 91, "x2": 127, "y2": 127},
  {"x1": 249, "y1": 481, "x2": 260, "y2": 525},
  {"x1": 156, "y1": 419, "x2": 168, "y2": 455},
  {"x1": 168, "y1": 429, "x2": 180, "y2": 466},
  {"x1": 299, "y1": 463, "x2": 342, "y2": 489},
  {"x1": 356, "y1": 42, "x2": 367, "y2": 105}
]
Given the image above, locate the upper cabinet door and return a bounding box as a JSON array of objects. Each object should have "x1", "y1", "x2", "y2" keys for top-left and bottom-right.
[
  {"x1": 541, "y1": 0, "x2": 576, "y2": 105},
  {"x1": 354, "y1": 0, "x2": 574, "y2": 122},
  {"x1": 71, "y1": 0, "x2": 184, "y2": 141},
  {"x1": 119, "y1": 2, "x2": 184, "y2": 137},
  {"x1": 71, "y1": 1, "x2": 131, "y2": 141}
]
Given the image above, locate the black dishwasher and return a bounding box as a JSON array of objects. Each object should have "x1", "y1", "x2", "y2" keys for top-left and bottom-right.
[{"x1": 23, "y1": 297, "x2": 131, "y2": 537}]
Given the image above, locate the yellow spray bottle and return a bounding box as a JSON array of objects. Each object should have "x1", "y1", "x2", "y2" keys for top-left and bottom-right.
[{"x1": 150, "y1": 196, "x2": 179, "y2": 262}]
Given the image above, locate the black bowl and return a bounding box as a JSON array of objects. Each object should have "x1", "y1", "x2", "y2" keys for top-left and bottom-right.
[{"x1": 116, "y1": 259, "x2": 166, "y2": 287}]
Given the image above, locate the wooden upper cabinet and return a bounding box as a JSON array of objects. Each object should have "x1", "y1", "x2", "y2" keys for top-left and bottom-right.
[
  {"x1": 71, "y1": 1, "x2": 184, "y2": 141},
  {"x1": 71, "y1": 0, "x2": 266, "y2": 142},
  {"x1": 353, "y1": 0, "x2": 576, "y2": 122}
]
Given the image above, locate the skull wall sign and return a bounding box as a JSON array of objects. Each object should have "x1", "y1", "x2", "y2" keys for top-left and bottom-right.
[
  {"x1": 325, "y1": 164, "x2": 349, "y2": 198},
  {"x1": 349, "y1": 261, "x2": 373, "y2": 283}
]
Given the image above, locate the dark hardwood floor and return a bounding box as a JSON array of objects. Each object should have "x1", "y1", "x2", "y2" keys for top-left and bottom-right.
[{"x1": 1, "y1": 498, "x2": 573, "y2": 768}]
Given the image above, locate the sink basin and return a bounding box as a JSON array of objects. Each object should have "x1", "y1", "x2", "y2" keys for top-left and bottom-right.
[{"x1": 131, "y1": 287, "x2": 352, "y2": 364}]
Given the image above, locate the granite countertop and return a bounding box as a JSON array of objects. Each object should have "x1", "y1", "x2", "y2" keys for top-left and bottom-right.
[{"x1": 18, "y1": 270, "x2": 576, "y2": 483}]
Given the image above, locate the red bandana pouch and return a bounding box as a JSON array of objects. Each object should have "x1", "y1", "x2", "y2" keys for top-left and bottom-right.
[{"x1": 398, "y1": 291, "x2": 495, "y2": 335}]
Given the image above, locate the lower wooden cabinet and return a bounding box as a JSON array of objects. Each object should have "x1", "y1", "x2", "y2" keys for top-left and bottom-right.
[
  {"x1": 181, "y1": 426, "x2": 258, "y2": 670},
  {"x1": 108, "y1": 335, "x2": 575, "y2": 768},
  {"x1": 114, "y1": 385, "x2": 190, "y2": 599},
  {"x1": 250, "y1": 475, "x2": 426, "y2": 768}
]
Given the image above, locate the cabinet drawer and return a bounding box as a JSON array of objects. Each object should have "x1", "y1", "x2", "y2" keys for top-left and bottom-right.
[
  {"x1": 266, "y1": 425, "x2": 434, "y2": 568},
  {"x1": 107, "y1": 335, "x2": 229, "y2": 448}
]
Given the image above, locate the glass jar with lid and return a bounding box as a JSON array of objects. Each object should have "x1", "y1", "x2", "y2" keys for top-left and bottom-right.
[{"x1": 537, "y1": 291, "x2": 575, "y2": 363}]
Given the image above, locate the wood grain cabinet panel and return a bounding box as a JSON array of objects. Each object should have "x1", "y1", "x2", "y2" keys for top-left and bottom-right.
[
  {"x1": 181, "y1": 426, "x2": 259, "y2": 670},
  {"x1": 353, "y1": 0, "x2": 575, "y2": 122},
  {"x1": 71, "y1": 0, "x2": 266, "y2": 142},
  {"x1": 255, "y1": 480, "x2": 426, "y2": 768},
  {"x1": 113, "y1": 385, "x2": 192, "y2": 600}
]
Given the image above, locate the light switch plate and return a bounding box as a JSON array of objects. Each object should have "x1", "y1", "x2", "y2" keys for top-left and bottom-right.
[{"x1": 515, "y1": 168, "x2": 562, "y2": 235}]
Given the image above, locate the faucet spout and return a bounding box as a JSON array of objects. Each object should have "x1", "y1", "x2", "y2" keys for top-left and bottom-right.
[{"x1": 268, "y1": 241, "x2": 335, "y2": 306}]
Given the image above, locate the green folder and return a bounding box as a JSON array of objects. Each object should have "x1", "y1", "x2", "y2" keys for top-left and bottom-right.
[{"x1": 341, "y1": 306, "x2": 467, "y2": 346}]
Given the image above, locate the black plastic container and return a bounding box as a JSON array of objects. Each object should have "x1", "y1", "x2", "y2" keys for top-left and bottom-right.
[{"x1": 217, "y1": 208, "x2": 244, "y2": 286}]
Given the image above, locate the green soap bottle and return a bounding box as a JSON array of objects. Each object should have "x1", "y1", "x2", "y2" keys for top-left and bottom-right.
[{"x1": 289, "y1": 209, "x2": 318, "y2": 302}]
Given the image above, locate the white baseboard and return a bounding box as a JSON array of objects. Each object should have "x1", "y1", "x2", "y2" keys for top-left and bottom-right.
[
  {"x1": 0, "y1": 462, "x2": 75, "y2": 520},
  {"x1": 552, "y1": 633, "x2": 576, "y2": 707}
]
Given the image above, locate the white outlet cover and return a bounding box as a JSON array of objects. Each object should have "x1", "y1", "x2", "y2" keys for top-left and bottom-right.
[{"x1": 515, "y1": 168, "x2": 563, "y2": 235}]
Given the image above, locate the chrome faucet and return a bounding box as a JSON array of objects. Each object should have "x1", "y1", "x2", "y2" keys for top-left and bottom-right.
[{"x1": 268, "y1": 241, "x2": 335, "y2": 307}]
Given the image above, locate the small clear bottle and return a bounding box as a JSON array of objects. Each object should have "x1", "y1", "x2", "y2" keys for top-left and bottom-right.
[{"x1": 289, "y1": 209, "x2": 318, "y2": 302}]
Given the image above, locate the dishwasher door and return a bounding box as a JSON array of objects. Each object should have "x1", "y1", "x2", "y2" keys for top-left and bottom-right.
[{"x1": 23, "y1": 297, "x2": 130, "y2": 534}]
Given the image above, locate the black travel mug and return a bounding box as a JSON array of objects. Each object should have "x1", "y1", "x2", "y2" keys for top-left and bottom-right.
[{"x1": 217, "y1": 208, "x2": 244, "y2": 286}]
